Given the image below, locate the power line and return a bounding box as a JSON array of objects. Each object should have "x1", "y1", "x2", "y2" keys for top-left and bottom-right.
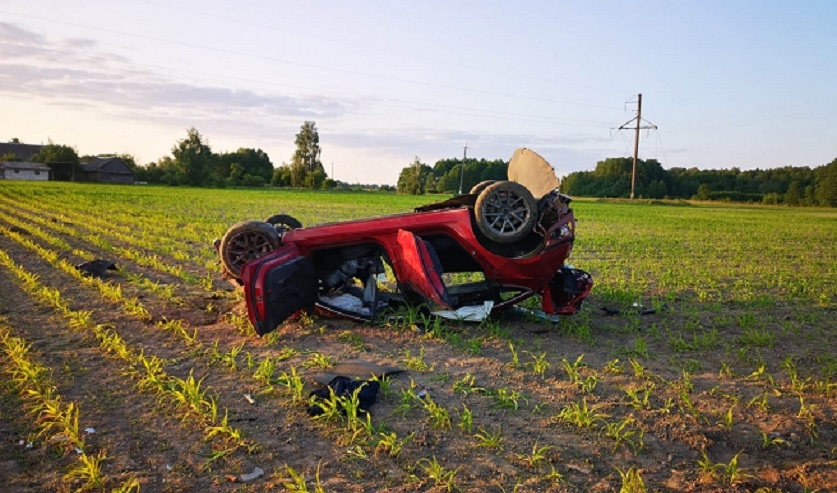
[{"x1": 0, "y1": 10, "x2": 622, "y2": 112}]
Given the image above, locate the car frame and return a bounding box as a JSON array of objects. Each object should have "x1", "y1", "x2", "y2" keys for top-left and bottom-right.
[{"x1": 217, "y1": 148, "x2": 593, "y2": 336}]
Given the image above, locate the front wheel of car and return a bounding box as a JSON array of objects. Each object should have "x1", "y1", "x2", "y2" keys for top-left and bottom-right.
[
  {"x1": 265, "y1": 214, "x2": 303, "y2": 233},
  {"x1": 475, "y1": 181, "x2": 537, "y2": 244},
  {"x1": 219, "y1": 221, "x2": 280, "y2": 278},
  {"x1": 469, "y1": 180, "x2": 498, "y2": 195}
]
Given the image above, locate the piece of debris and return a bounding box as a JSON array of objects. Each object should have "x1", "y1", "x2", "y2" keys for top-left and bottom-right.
[
  {"x1": 308, "y1": 376, "x2": 380, "y2": 416},
  {"x1": 510, "y1": 305, "x2": 561, "y2": 323},
  {"x1": 76, "y1": 259, "x2": 118, "y2": 278},
  {"x1": 432, "y1": 301, "x2": 494, "y2": 322},
  {"x1": 244, "y1": 393, "x2": 255, "y2": 404},
  {"x1": 417, "y1": 387, "x2": 428, "y2": 399},
  {"x1": 84, "y1": 428, "x2": 96, "y2": 434},
  {"x1": 313, "y1": 360, "x2": 404, "y2": 385},
  {"x1": 566, "y1": 463, "x2": 592, "y2": 474},
  {"x1": 74, "y1": 447, "x2": 84, "y2": 454},
  {"x1": 239, "y1": 466, "x2": 264, "y2": 483},
  {"x1": 601, "y1": 304, "x2": 663, "y2": 316}
]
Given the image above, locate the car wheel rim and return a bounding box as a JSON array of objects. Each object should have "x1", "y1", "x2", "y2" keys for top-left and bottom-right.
[
  {"x1": 226, "y1": 231, "x2": 274, "y2": 270},
  {"x1": 482, "y1": 189, "x2": 530, "y2": 236}
]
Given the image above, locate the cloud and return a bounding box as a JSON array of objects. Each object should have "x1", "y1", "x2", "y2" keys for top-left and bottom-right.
[{"x1": 0, "y1": 22, "x2": 351, "y2": 123}]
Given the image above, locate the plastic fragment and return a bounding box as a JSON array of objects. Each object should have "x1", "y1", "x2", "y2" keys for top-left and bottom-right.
[
  {"x1": 239, "y1": 466, "x2": 264, "y2": 482},
  {"x1": 74, "y1": 447, "x2": 84, "y2": 454},
  {"x1": 417, "y1": 387, "x2": 428, "y2": 399},
  {"x1": 566, "y1": 463, "x2": 591, "y2": 474},
  {"x1": 166, "y1": 464, "x2": 173, "y2": 471},
  {"x1": 244, "y1": 393, "x2": 255, "y2": 404},
  {"x1": 84, "y1": 427, "x2": 96, "y2": 434}
]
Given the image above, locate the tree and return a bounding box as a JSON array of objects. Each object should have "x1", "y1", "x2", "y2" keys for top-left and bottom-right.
[
  {"x1": 815, "y1": 158, "x2": 837, "y2": 207},
  {"x1": 397, "y1": 157, "x2": 431, "y2": 194},
  {"x1": 172, "y1": 128, "x2": 215, "y2": 186},
  {"x1": 32, "y1": 141, "x2": 79, "y2": 165},
  {"x1": 288, "y1": 121, "x2": 324, "y2": 188},
  {"x1": 216, "y1": 148, "x2": 273, "y2": 182},
  {"x1": 785, "y1": 181, "x2": 801, "y2": 206},
  {"x1": 695, "y1": 183, "x2": 711, "y2": 201},
  {"x1": 271, "y1": 165, "x2": 292, "y2": 186}
]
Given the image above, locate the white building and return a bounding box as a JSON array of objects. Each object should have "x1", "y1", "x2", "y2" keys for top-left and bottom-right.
[{"x1": 0, "y1": 161, "x2": 51, "y2": 181}]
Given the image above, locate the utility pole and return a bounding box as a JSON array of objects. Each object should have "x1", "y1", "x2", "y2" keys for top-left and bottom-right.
[
  {"x1": 615, "y1": 93, "x2": 657, "y2": 199},
  {"x1": 458, "y1": 143, "x2": 468, "y2": 195}
]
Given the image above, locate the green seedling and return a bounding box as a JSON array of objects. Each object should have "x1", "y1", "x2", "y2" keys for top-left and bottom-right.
[
  {"x1": 515, "y1": 441, "x2": 552, "y2": 468},
  {"x1": 416, "y1": 456, "x2": 460, "y2": 493},
  {"x1": 555, "y1": 399, "x2": 608, "y2": 429},
  {"x1": 474, "y1": 426, "x2": 504, "y2": 450},
  {"x1": 526, "y1": 351, "x2": 551, "y2": 378},
  {"x1": 616, "y1": 466, "x2": 647, "y2": 493}
]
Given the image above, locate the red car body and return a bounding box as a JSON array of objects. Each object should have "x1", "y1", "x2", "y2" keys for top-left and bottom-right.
[{"x1": 222, "y1": 149, "x2": 593, "y2": 336}]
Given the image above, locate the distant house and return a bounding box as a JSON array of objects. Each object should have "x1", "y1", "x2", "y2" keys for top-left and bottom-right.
[
  {"x1": 0, "y1": 142, "x2": 44, "y2": 162},
  {"x1": 81, "y1": 157, "x2": 135, "y2": 184},
  {"x1": 0, "y1": 161, "x2": 51, "y2": 181}
]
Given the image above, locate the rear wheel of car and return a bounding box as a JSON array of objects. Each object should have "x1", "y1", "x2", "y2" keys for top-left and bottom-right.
[
  {"x1": 475, "y1": 181, "x2": 537, "y2": 244},
  {"x1": 219, "y1": 221, "x2": 280, "y2": 278},
  {"x1": 469, "y1": 180, "x2": 498, "y2": 195},
  {"x1": 265, "y1": 214, "x2": 302, "y2": 233}
]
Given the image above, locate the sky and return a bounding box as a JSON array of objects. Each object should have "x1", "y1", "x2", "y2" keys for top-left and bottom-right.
[{"x1": 2, "y1": 1, "x2": 836, "y2": 185}]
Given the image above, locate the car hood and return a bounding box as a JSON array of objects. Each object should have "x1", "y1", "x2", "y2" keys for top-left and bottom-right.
[{"x1": 507, "y1": 148, "x2": 561, "y2": 199}]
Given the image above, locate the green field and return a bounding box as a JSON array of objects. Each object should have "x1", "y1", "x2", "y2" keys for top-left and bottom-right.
[{"x1": 1, "y1": 181, "x2": 835, "y2": 492}]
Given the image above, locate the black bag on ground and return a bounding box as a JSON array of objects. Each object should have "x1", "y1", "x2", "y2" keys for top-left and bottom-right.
[{"x1": 307, "y1": 376, "x2": 380, "y2": 416}]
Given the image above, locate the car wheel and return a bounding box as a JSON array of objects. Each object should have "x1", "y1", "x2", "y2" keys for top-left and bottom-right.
[
  {"x1": 219, "y1": 221, "x2": 280, "y2": 278},
  {"x1": 265, "y1": 214, "x2": 303, "y2": 233},
  {"x1": 475, "y1": 181, "x2": 537, "y2": 244},
  {"x1": 469, "y1": 180, "x2": 498, "y2": 195}
]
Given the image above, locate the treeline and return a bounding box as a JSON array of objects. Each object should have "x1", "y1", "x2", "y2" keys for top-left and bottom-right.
[
  {"x1": 397, "y1": 156, "x2": 508, "y2": 194},
  {"x1": 561, "y1": 157, "x2": 837, "y2": 206},
  {"x1": 137, "y1": 123, "x2": 337, "y2": 189}
]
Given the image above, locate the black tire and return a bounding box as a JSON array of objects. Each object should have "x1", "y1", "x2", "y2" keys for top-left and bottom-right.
[
  {"x1": 469, "y1": 180, "x2": 498, "y2": 195},
  {"x1": 219, "y1": 221, "x2": 280, "y2": 278},
  {"x1": 474, "y1": 181, "x2": 537, "y2": 244},
  {"x1": 265, "y1": 214, "x2": 303, "y2": 233}
]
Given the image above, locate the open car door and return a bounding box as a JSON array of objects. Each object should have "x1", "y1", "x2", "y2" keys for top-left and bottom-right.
[
  {"x1": 394, "y1": 229, "x2": 451, "y2": 308},
  {"x1": 241, "y1": 244, "x2": 318, "y2": 336}
]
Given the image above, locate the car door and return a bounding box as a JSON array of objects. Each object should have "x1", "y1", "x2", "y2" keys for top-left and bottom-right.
[
  {"x1": 394, "y1": 229, "x2": 451, "y2": 308},
  {"x1": 241, "y1": 243, "x2": 318, "y2": 336}
]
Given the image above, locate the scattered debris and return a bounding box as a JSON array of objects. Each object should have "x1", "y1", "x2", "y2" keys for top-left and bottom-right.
[
  {"x1": 601, "y1": 303, "x2": 666, "y2": 316},
  {"x1": 313, "y1": 360, "x2": 404, "y2": 385},
  {"x1": 84, "y1": 427, "x2": 96, "y2": 434},
  {"x1": 244, "y1": 393, "x2": 255, "y2": 404},
  {"x1": 433, "y1": 301, "x2": 494, "y2": 322},
  {"x1": 74, "y1": 447, "x2": 84, "y2": 454},
  {"x1": 510, "y1": 305, "x2": 561, "y2": 323},
  {"x1": 76, "y1": 259, "x2": 118, "y2": 278},
  {"x1": 239, "y1": 466, "x2": 264, "y2": 483},
  {"x1": 417, "y1": 387, "x2": 428, "y2": 399},
  {"x1": 566, "y1": 463, "x2": 592, "y2": 474},
  {"x1": 308, "y1": 376, "x2": 380, "y2": 416}
]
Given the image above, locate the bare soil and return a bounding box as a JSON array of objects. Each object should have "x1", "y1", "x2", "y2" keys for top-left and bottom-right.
[{"x1": 0, "y1": 215, "x2": 835, "y2": 493}]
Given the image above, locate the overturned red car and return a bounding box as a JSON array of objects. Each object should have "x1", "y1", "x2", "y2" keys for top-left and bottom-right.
[{"x1": 217, "y1": 148, "x2": 592, "y2": 336}]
